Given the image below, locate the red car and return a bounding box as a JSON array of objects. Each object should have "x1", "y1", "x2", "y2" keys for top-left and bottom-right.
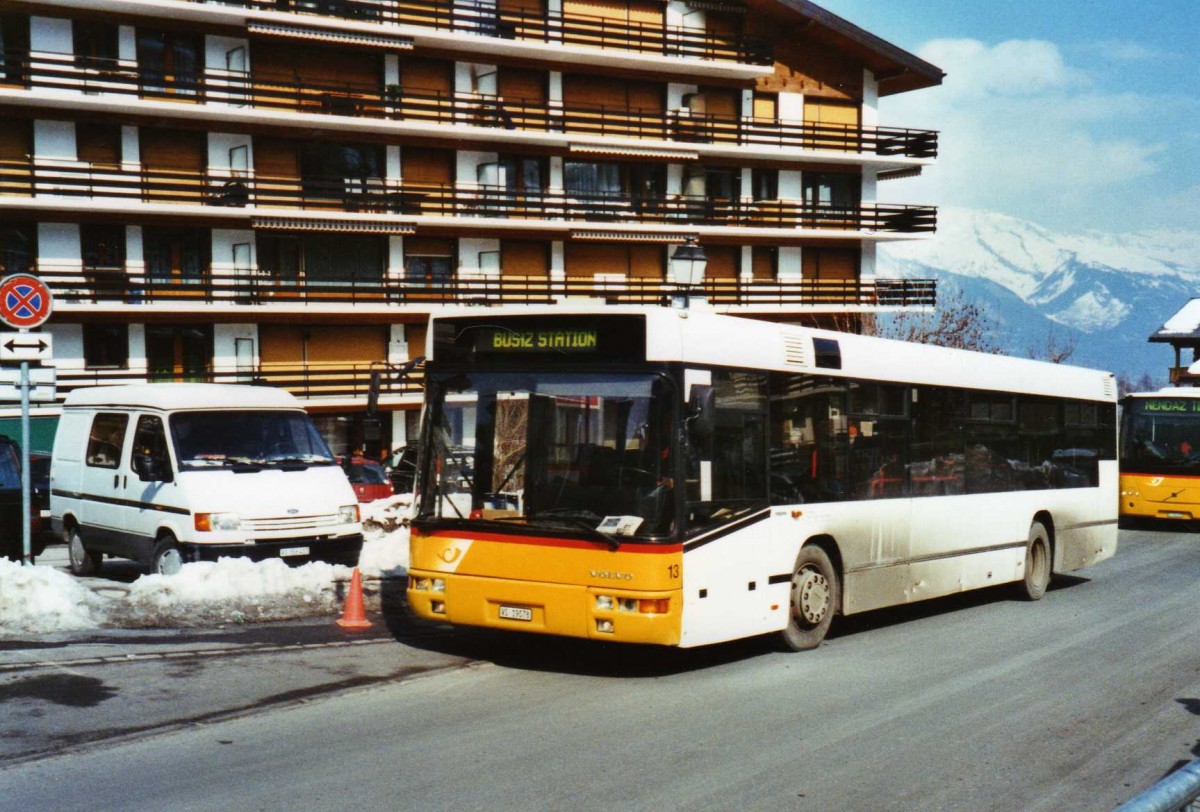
[{"x1": 343, "y1": 457, "x2": 395, "y2": 504}]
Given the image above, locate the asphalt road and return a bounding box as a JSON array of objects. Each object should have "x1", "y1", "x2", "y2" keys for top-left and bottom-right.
[{"x1": 6, "y1": 526, "x2": 1200, "y2": 811}]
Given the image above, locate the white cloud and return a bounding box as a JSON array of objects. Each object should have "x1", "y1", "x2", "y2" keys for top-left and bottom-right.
[{"x1": 878, "y1": 38, "x2": 1176, "y2": 231}]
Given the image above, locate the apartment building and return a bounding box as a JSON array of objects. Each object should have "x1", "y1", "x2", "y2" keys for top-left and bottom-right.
[{"x1": 0, "y1": 0, "x2": 942, "y2": 454}]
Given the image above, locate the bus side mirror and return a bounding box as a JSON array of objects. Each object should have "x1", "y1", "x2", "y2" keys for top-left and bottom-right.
[{"x1": 687, "y1": 385, "x2": 715, "y2": 441}]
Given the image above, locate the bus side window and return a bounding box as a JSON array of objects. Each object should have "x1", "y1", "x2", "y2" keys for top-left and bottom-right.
[{"x1": 768, "y1": 374, "x2": 846, "y2": 505}]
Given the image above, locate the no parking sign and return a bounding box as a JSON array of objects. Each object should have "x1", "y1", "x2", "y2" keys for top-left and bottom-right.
[{"x1": 0, "y1": 274, "x2": 53, "y2": 330}]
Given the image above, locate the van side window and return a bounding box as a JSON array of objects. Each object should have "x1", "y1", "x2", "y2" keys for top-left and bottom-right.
[
  {"x1": 86, "y1": 413, "x2": 129, "y2": 469},
  {"x1": 131, "y1": 415, "x2": 169, "y2": 470}
]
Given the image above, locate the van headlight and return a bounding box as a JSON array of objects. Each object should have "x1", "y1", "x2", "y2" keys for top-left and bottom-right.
[
  {"x1": 338, "y1": 504, "x2": 360, "y2": 524},
  {"x1": 195, "y1": 512, "x2": 240, "y2": 532}
]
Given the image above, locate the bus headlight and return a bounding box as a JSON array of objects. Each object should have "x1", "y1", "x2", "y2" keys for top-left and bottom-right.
[
  {"x1": 338, "y1": 504, "x2": 360, "y2": 524},
  {"x1": 595, "y1": 595, "x2": 614, "y2": 611},
  {"x1": 410, "y1": 577, "x2": 445, "y2": 593},
  {"x1": 195, "y1": 512, "x2": 240, "y2": 532}
]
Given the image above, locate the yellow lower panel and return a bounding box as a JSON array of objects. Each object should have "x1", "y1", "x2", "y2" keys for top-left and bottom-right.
[
  {"x1": 1121, "y1": 473, "x2": 1200, "y2": 520},
  {"x1": 409, "y1": 572, "x2": 682, "y2": 646}
]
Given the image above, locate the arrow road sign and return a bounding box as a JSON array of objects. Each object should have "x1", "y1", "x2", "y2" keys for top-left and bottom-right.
[
  {"x1": 0, "y1": 332, "x2": 52, "y2": 362},
  {"x1": 0, "y1": 366, "x2": 56, "y2": 402}
]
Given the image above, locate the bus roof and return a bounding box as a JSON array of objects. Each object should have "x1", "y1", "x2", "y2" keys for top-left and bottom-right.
[
  {"x1": 428, "y1": 304, "x2": 1117, "y2": 403},
  {"x1": 1124, "y1": 388, "x2": 1200, "y2": 399},
  {"x1": 61, "y1": 383, "x2": 304, "y2": 411}
]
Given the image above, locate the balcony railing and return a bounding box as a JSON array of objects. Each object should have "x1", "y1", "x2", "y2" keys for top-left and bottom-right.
[
  {"x1": 55, "y1": 361, "x2": 424, "y2": 403},
  {"x1": 0, "y1": 50, "x2": 937, "y2": 158},
  {"x1": 32, "y1": 266, "x2": 937, "y2": 309},
  {"x1": 0, "y1": 160, "x2": 938, "y2": 233},
  {"x1": 179, "y1": 0, "x2": 773, "y2": 65}
]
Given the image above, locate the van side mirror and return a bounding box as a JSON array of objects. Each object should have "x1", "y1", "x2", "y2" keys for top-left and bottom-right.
[
  {"x1": 135, "y1": 453, "x2": 173, "y2": 484},
  {"x1": 686, "y1": 385, "x2": 715, "y2": 441}
]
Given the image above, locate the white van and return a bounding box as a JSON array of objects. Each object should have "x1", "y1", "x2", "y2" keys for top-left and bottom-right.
[{"x1": 51, "y1": 384, "x2": 363, "y2": 575}]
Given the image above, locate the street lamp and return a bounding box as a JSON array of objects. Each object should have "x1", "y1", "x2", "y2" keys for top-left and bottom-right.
[{"x1": 669, "y1": 237, "x2": 707, "y2": 306}]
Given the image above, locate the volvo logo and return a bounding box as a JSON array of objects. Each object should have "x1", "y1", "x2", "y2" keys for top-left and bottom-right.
[
  {"x1": 590, "y1": 570, "x2": 634, "y2": 581},
  {"x1": 287, "y1": 508, "x2": 300, "y2": 515}
]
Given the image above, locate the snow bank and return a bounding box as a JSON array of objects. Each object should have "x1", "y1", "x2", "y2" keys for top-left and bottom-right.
[
  {"x1": 0, "y1": 509, "x2": 412, "y2": 635},
  {"x1": 359, "y1": 492, "x2": 412, "y2": 577},
  {"x1": 113, "y1": 558, "x2": 352, "y2": 628},
  {"x1": 0, "y1": 557, "x2": 108, "y2": 634}
]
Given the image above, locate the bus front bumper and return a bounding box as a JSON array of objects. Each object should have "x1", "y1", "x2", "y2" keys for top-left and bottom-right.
[{"x1": 407, "y1": 570, "x2": 681, "y2": 645}]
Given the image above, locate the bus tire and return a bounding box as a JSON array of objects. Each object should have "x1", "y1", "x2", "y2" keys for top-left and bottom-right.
[
  {"x1": 779, "y1": 545, "x2": 839, "y2": 652},
  {"x1": 67, "y1": 526, "x2": 101, "y2": 577},
  {"x1": 1017, "y1": 521, "x2": 1051, "y2": 601}
]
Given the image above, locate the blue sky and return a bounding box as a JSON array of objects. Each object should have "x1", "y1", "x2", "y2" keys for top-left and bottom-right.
[{"x1": 818, "y1": 1, "x2": 1198, "y2": 234}]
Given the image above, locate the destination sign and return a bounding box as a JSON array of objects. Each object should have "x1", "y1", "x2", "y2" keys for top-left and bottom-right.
[
  {"x1": 1140, "y1": 399, "x2": 1200, "y2": 413},
  {"x1": 487, "y1": 328, "x2": 598, "y2": 352},
  {"x1": 433, "y1": 315, "x2": 646, "y2": 365}
]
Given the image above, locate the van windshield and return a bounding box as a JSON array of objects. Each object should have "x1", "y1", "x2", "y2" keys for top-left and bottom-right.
[{"x1": 169, "y1": 410, "x2": 336, "y2": 470}]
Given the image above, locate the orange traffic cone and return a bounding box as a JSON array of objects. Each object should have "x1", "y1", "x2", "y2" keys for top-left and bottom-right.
[{"x1": 336, "y1": 567, "x2": 373, "y2": 629}]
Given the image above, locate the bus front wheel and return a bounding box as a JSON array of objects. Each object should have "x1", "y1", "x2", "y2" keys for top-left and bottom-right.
[
  {"x1": 779, "y1": 545, "x2": 840, "y2": 652},
  {"x1": 1017, "y1": 521, "x2": 1051, "y2": 601}
]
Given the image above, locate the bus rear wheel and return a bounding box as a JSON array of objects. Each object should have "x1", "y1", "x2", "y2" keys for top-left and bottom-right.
[
  {"x1": 1016, "y1": 520, "x2": 1051, "y2": 601},
  {"x1": 779, "y1": 545, "x2": 840, "y2": 652}
]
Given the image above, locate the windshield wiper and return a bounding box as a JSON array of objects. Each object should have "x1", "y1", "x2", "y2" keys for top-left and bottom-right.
[{"x1": 528, "y1": 509, "x2": 620, "y2": 550}]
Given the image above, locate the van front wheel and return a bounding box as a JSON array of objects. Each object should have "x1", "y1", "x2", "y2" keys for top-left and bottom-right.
[
  {"x1": 67, "y1": 528, "x2": 101, "y2": 577},
  {"x1": 151, "y1": 534, "x2": 184, "y2": 576}
]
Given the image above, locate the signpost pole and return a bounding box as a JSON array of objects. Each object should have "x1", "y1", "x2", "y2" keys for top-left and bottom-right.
[
  {"x1": 19, "y1": 357, "x2": 30, "y2": 565},
  {"x1": 0, "y1": 273, "x2": 56, "y2": 567}
]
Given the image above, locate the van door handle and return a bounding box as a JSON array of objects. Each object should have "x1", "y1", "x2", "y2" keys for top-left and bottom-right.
[{"x1": 113, "y1": 474, "x2": 119, "y2": 488}]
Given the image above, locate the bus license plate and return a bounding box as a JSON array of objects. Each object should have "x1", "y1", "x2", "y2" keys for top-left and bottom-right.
[
  {"x1": 280, "y1": 546, "x2": 310, "y2": 557},
  {"x1": 499, "y1": 605, "x2": 532, "y2": 621}
]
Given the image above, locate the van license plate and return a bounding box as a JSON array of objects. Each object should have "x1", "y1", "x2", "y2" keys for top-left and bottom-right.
[
  {"x1": 499, "y1": 605, "x2": 532, "y2": 621},
  {"x1": 280, "y1": 546, "x2": 310, "y2": 557}
]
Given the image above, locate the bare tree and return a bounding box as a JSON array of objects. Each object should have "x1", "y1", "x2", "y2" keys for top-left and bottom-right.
[
  {"x1": 1117, "y1": 371, "x2": 1159, "y2": 397},
  {"x1": 1027, "y1": 325, "x2": 1079, "y2": 364},
  {"x1": 873, "y1": 286, "x2": 1002, "y2": 354}
]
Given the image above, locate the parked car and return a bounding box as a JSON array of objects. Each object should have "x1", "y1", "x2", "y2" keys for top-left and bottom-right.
[
  {"x1": 343, "y1": 456, "x2": 394, "y2": 504},
  {"x1": 30, "y1": 452, "x2": 51, "y2": 536},
  {"x1": 52, "y1": 384, "x2": 364, "y2": 576},
  {"x1": 0, "y1": 437, "x2": 46, "y2": 561}
]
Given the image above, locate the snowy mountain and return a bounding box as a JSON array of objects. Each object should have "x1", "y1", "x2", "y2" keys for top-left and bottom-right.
[{"x1": 878, "y1": 208, "x2": 1200, "y2": 382}]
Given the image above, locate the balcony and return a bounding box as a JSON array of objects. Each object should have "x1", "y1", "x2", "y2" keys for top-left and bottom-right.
[
  {"x1": 181, "y1": 0, "x2": 774, "y2": 66},
  {"x1": 34, "y1": 266, "x2": 937, "y2": 310},
  {"x1": 0, "y1": 159, "x2": 938, "y2": 234},
  {"x1": 55, "y1": 361, "x2": 423, "y2": 405},
  {"x1": 0, "y1": 50, "x2": 938, "y2": 159}
]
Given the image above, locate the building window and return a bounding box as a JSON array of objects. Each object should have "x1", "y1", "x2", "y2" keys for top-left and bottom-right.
[
  {"x1": 144, "y1": 227, "x2": 210, "y2": 281},
  {"x1": 137, "y1": 29, "x2": 202, "y2": 95},
  {"x1": 83, "y1": 324, "x2": 129, "y2": 369},
  {"x1": 73, "y1": 19, "x2": 119, "y2": 67},
  {"x1": 0, "y1": 14, "x2": 30, "y2": 85},
  {"x1": 256, "y1": 233, "x2": 385, "y2": 283},
  {"x1": 0, "y1": 224, "x2": 34, "y2": 273},
  {"x1": 80, "y1": 224, "x2": 125, "y2": 270},
  {"x1": 404, "y1": 237, "x2": 455, "y2": 286},
  {"x1": 564, "y1": 161, "x2": 623, "y2": 197},
  {"x1": 751, "y1": 169, "x2": 778, "y2": 201},
  {"x1": 802, "y1": 173, "x2": 861, "y2": 209},
  {"x1": 146, "y1": 325, "x2": 211, "y2": 382},
  {"x1": 705, "y1": 167, "x2": 740, "y2": 201}
]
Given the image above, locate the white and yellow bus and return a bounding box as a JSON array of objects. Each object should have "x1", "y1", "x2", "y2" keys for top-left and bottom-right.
[
  {"x1": 408, "y1": 305, "x2": 1118, "y2": 650},
  {"x1": 1119, "y1": 388, "x2": 1200, "y2": 523}
]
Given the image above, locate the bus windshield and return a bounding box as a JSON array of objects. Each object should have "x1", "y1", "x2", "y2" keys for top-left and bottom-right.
[
  {"x1": 418, "y1": 371, "x2": 676, "y2": 540},
  {"x1": 1122, "y1": 398, "x2": 1200, "y2": 472}
]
